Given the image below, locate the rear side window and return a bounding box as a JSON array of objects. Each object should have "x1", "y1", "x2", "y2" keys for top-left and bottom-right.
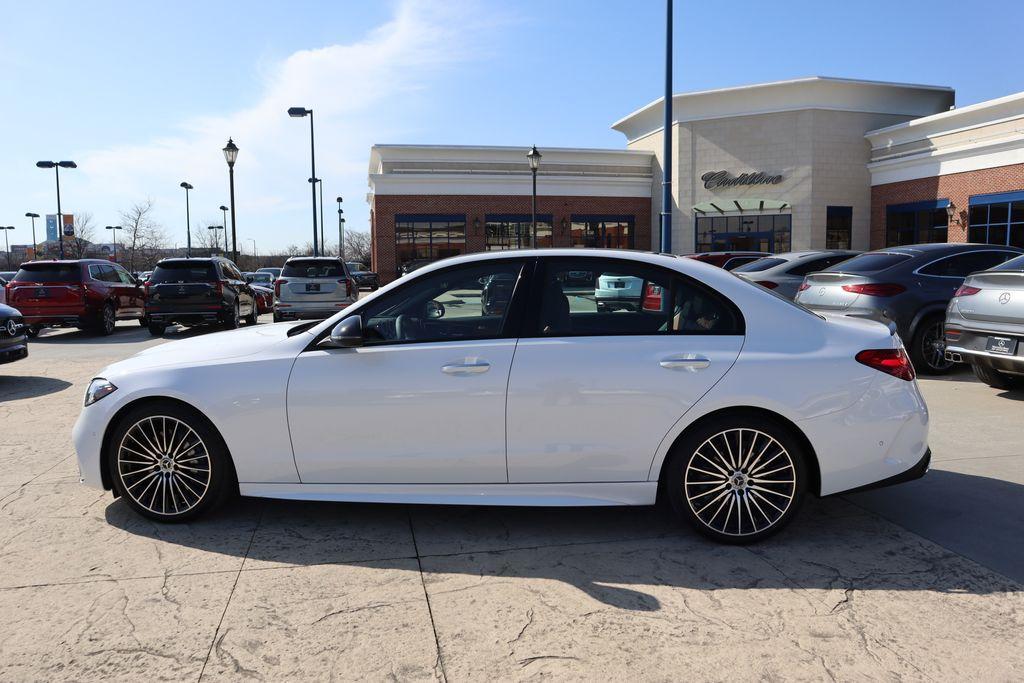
[
  {"x1": 534, "y1": 258, "x2": 742, "y2": 337},
  {"x1": 13, "y1": 264, "x2": 80, "y2": 282},
  {"x1": 788, "y1": 254, "x2": 856, "y2": 277},
  {"x1": 722, "y1": 256, "x2": 762, "y2": 271},
  {"x1": 918, "y1": 250, "x2": 1019, "y2": 277},
  {"x1": 150, "y1": 262, "x2": 217, "y2": 283},
  {"x1": 733, "y1": 257, "x2": 786, "y2": 273},
  {"x1": 994, "y1": 254, "x2": 1024, "y2": 271},
  {"x1": 826, "y1": 252, "x2": 911, "y2": 274},
  {"x1": 282, "y1": 259, "x2": 346, "y2": 278}
]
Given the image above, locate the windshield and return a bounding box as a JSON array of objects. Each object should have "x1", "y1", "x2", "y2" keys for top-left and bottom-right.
[
  {"x1": 13, "y1": 263, "x2": 80, "y2": 282},
  {"x1": 823, "y1": 252, "x2": 912, "y2": 274},
  {"x1": 282, "y1": 259, "x2": 345, "y2": 278},
  {"x1": 733, "y1": 257, "x2": 786, "y2": 273},
  {"x1": 346, "y1": 262, "x2": 364, "y2": 272},
  {"x1": 248, "y1": 272, "x2": 274, "y2": 284},
  {"x1": 150, "y1": 261, "x2": 218, "y2": 283},
  {"x1": 993, "y1": 254, "x2": 1024, "y2": 271}
]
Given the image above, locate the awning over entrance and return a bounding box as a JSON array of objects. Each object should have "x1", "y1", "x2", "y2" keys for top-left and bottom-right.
[{"x1": 693, "y1": 198, "x2": 789, "y2": 214}]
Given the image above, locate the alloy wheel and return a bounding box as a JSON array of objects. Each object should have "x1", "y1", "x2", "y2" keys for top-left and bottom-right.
[
  {"x1": 103, "y1": 306, "x2": 116, "y2": 334},
  {"x1": 683, "y1": 428, "x2": 797, "y2": 537},
  {"x1": 921, "y1": 320, "x2": 952, "y2": 372},
  {"x1": 116, "y1": 415, "x2": 211, "y2": 516}
]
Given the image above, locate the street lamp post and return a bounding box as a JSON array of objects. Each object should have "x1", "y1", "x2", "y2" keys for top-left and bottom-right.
[
  {"x1": 308, "y1": 178, "x2": 325, "y2": 254},
  {"x1": 105, "y1": 225, "x2": 123, "y2": 262},
  {"x1": 288, "y1": 107, "x2": 318, "y2": 256},
  {"x1": 25, "y1": 213, "x2": 39, "y2": 260},
  {"x1": 1, "y1": 227, "x2": 15, "y2": 270},
  {"x1": 527, "y1": 146, "x2": 542, "y2": 248},
  {"x1": 180, "y1": 182, "x2": 193, "y2": 257},
  {"x1": 660, "y1": 0, "x2": 673, "y2": 253},
  {"x1": 35, "y1": 160, "x2": 77, "y2": 259},
  {"x1": 248, "y1": 238, "x2": 257, "y2": 260},
  {"x1": 219, "y1": 204, "x2": 230, "y2": 256},
  {"x1": 222, "y1": 138, "x2": 239, "y2": 262},
  {"x1": 336, "y1": 196, "x2": 345, "y2": 261},
  {"x1": 208, "y1": 226, "x2": 224, "y2": 254}
]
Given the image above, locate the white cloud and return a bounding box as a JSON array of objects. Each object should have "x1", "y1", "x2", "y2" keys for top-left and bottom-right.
[{"x1": 76, "y1": 0, "x2": 506, "y2": 252}]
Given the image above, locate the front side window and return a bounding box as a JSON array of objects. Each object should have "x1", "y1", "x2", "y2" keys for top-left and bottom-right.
[
  {"x1": 570, "y1": 215, "x2": 634, "y2": 249},
  {"x1": 360, "y1": 260, "x2": 525, "y2": 344},
  {"x1": 534, "y1": 258, "x2": 742, "y2": 337}
]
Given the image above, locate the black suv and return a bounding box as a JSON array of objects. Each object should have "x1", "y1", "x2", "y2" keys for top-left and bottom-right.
[{"x1": 145, "y1": 257, "x2": 258, "y2": 336}]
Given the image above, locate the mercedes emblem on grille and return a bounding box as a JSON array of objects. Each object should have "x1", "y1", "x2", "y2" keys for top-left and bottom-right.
[
  {"x1": 5, "y1": 319, "x2": 20, "y2": 336},
  {"x1": 999, "y1": 292, "x2": 1011, "y2": 305}
]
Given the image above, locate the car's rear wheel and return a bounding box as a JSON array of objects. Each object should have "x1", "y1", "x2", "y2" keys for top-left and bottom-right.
[
  {"x1": 107, "y1": 401, "x2": 234, "y2": 522},
  {"x1": 666, "y1": 414, "x2": 806, "y2": 544},
  {"x1": 910, "y1": 316, "x2": 953, "y2": 374},
  {"x1": 148, "y1": 321, "x2": 167, "y2": 336},
  {"x1": 971, "y1": 360, "x2": 1023, "y2": 390},
  {"x1": 244, "y1": 298, "x2": 259, "y2": 325},
  {"x1": 139, "y1": 316, "x2": 149, "y2": 327}
]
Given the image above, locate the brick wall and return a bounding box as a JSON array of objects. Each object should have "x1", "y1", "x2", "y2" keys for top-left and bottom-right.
[
  {"x1": 870, "y1": 163, "x2": 1024, "y2": 249},
  {"x1": 370, "y1": 194, "x2": 652, "y2": 283}
]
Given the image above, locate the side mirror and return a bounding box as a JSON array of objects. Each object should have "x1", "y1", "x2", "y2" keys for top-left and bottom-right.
[
  {"x1": 326, "y1": 316, "x2": 363, "y2": 348},
  {"x1": 425, "y1": 300, "x2": 445, "y2": 319}
]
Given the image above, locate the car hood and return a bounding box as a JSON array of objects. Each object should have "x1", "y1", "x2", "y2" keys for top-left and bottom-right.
[{"x1": 102, "y1": 322, "x2": 306, "y2": 377}]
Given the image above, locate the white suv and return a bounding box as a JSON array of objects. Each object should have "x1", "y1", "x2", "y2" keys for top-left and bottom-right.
[{"x1": 273, "y1": 257, "x2": 356, "y2": 322}]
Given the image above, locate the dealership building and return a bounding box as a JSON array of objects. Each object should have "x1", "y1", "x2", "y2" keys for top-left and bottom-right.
[{"x1": 367, "y1": 76, "x2": 1024, "y2": 283}]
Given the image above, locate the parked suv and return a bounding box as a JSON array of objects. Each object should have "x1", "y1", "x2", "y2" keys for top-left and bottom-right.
[
  {"x1": 7, "y1": 260, "x2": 145, "y2": 336},
  {"x1": 734, "y1": 250, "x2": 859, "y2": 299},
  {"x1": 795, "y1": 243, "x2": 1023, "y2": 374},
  {"x1": 346, "y1": 262, "x2": 379, "y2": 290},
  {"x1": 145, "y1": 257, "x2": 258, "y2": 335},
  {"x1": 274, "y1": 257, "x2": 356, "y2": 322}
]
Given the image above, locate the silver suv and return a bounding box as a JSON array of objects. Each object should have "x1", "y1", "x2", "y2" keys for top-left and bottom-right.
[{"x1": 273, "y1": 257, "x2": 356, "y2": 322}]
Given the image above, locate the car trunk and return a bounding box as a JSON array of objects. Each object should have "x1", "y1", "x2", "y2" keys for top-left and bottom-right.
[
  {"x1": 958, "y1": 271, "x2": 1024, "y2": 324},
  {"x1": 281, "y1": 277, "x2": 343, "y2": 303},
  {"x1": 797, "y1": 272, "x2": 869, "y2": 310},
  {"x1": 7, "y1": 264, "x2": 84, "y2": 311}
]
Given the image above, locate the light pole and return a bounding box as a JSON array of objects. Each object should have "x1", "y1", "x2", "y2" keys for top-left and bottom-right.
[
  {"x1": 1, "y1": 227, "x2": 14, "y2": 270},
  {"x1": 25, "y1": 213, "x2": 39, "y2": 260},
  {"x1": 105, "y1": 225, "x2": 123, "y2": 262},
  {"x1": 180, "y1": 182, "x2": 193, "y2": 257},
  {"x1": 35, "y1": 160, "x2": 77, "y2": 259},
  {"x1": 288, "y1": 107, "x2": 318, "y2": 256},
  {"x1": 308, "y1": 178, "x2": 325, "y2": 254},
  {"x1": 527, "y1": 146, "x2": 542, "y2": 248},
  {"x1": 336, "y1": 196, "x2": 345, "y2": 261},
  {"x1": 219, "y1": 204, "x2": 230, "y2": 256},
  {"x1": 660, "y1": 0, "x2": 673, "y2": 253},
  {"x1": 208, "y1": 226, "x2": 224, "y2": 254},
  {"x1": 222, "y1": 138, "x2": 239, "y2": 262},
  {"x1": 248, "y1": 238, "x2": 257, "y2": 260}
]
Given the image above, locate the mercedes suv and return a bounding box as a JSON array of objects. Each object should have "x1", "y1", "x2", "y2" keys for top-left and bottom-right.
[{"x1": 273, "y1": 257, "x2": 356, "y2": 321}]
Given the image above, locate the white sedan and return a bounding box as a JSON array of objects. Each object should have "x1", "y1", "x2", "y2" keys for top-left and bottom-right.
[{"x1": 73, "y1": 249, "x2": 930, "y2": 543}]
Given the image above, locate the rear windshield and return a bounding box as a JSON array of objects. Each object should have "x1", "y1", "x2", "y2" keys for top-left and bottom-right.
[
  {"x1": 282, "y1": 259, "x2": 345, "y2": 278},
  {"x1": 733, "y1": 257, "x2": 786, "y2": 273},
  {"x1": 993, "y1": 254, "x2": 1024, "y2": 271},
  {"x1": 150, "y1": 261, "x2": 217, "y2": 283},
  {"x1": 13, "y1": 263, "x2": 80, "y2": 282},
  {"x1": 824, "y1": 252, "x2": 912, "y2": 274},
  {"x1": 248, "y1": 272, "x2": 274, "y2": 284}
]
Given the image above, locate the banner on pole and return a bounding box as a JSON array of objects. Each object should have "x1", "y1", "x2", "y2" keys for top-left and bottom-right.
[{"x1": 46, "y1": 215, "x2": 58, "y2": 241}]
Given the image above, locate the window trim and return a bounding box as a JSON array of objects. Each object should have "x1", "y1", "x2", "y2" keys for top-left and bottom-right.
[
  {"x1": 520, "y1": 255, "x2": 745, "y2": 339},
  {"x1": 912, "y1": 249, "x2": 1022, "y2": 279}
]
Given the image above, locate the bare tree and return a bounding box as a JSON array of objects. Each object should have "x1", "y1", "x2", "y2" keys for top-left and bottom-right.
[
  {"x1": 344, "y1": 231, "x2": 371, "y2": 265},
  {"x1": 65, "y1": 212, "x2": 96, "y2": 259},
  {"x1": 119, "y1": 200, "x2": 168, "y2": 272},
  {"x1": 191, "y1": 219, "x2": 225, "y2": 255}
]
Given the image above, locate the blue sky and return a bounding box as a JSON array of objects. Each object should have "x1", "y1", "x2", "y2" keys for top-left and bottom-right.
[{"x1": 2, "y1": 0, "x2": 1022, "y2": 254}]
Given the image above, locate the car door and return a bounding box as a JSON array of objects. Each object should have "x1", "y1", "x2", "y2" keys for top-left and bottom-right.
[
  {"x1": 92, "y1": 265, "x2": 122, "y2": 313},
  {"x1": 287, "y1": 258, "x2": 529, "y2": 483},
  {"x1": 505, "y1": 256, "x2": 745, "y2": 483},
  {"x1": 112, "y1": 264, "x2": 143, "y2": 316},
  {"x1": 222, "y1": 261, "x2": 253, "y2": 315}
]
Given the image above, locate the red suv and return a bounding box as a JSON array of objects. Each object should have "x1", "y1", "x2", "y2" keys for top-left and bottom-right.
[{"x1": 6, "y1": 260, "x2": 146, "y2": 336}]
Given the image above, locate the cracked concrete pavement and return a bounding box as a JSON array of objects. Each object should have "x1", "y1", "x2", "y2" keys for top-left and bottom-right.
[{"x1": 1, "y1": 320, "x2": 1022, "y2": 681}]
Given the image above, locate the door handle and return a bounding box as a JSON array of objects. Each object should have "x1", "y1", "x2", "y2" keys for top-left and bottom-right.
[
  {"x1": 441, "y1": 361, "x2": 491, "y2": 375},
  {"x1": 659, "y1": 355, "x2": 711, "y2": 370}
]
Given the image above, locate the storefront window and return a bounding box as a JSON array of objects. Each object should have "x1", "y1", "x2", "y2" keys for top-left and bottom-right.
[
  {"x1": 695, "y1": 213, "x2": 791, "y2": 253},
  {"x1": 570, "y1": 215, "x2": 635, "y2": 249},
  {"x1": 826, "y1": 206, "x2": 852, "y2": 250},
  {"x1": 395, "y1": 214, "x2": 466, "y2": 274},
  {"x1": 968, "y1": 192, "x2": 1024, "y2": 247},
  {"x1": 485, "y1": 214, "x2": 553, "y2": 250},
  {"x1": 885, "y1": 202, "x2": 948, "y2": 247}
]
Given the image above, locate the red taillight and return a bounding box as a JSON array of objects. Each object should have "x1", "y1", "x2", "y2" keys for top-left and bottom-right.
[
  {"x1": 797, "y1": 281, "x2": 811, "y2": 292},
  {"x1": 842, "y1": 283, "x2": 906, "y2": 297},
  {"x1": 856, "y1": 348, "x2": 916, "y2": 381},
  {"x1": 274, "y1": 278, "x2": 287, "y2": 298},
  {"x1": 143, "y1": 281, "x2": 150, "y2": 297},
  {"x1": 755, "y1": 280, "x2": 779, "y2": 289},
  {"x1": 953, "y1": 284, "x2": 981, "y2": 297},
  {"x1": 340, "y1": 278, "x2": 354, "y2": 298},
  {"x1": 945, "y1": 327, "x2": 962, "y2": 341}
]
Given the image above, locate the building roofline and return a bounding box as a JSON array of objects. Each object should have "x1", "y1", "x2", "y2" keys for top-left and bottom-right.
[
  {"x1": 370, "y1": 143, "x2": 653, "y2": 156},
  {"x1": 865, "y1": 90, "x2": 1024, "y2": 137}
]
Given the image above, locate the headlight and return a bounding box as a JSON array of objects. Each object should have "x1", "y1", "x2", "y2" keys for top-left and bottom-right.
[{"x1": 84, "y1": 378, "x2": 118, "y2": 406}]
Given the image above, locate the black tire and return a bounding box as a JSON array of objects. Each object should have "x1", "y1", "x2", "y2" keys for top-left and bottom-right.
[
  {"x1": 244, "y1": 298, "x2": 259, "y2": 326},
  {"x1": 665, "y1": 413, "x2": 807, "y2": 544},
  {"x1": 273, "y1": 311, "x2": 282, "y2": 323},
  {"x1": 148, "y1": 321, "x2": 167, "y2": 336},
  {"x1": 971, "y1": 360, "x2": 1022, "y2": 390},
  {"x1": 107, "y1": 400, "x2": 235, "y2": 522},
  {"x1": 223, "y1": 301, "x2": 240, "y2": 330},
  {"x1": 139, "y1": 316, "x2": 149, "y2": 327},
  {"x1": 909, "y1": 316, "x2": 953, "y2": 375},
  {"x1": 95, "y1": 303, "x2": 117, "y2": 336}
]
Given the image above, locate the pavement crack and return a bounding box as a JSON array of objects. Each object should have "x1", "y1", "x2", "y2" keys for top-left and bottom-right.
[
  {"x1": 829, "y1": 587, "x2": 853, "y2": 613},
  {"x1": 506, "y1": 608, "x2": 534, "y2": 646},
  {"x1": 407, "y1": 508, "x2": 448, "y2": 683},
  {"x1": 517, "y1": 655, "x2": 580, "y2": 667}
]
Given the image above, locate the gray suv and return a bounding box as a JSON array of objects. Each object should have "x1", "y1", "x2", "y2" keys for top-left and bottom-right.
[
  {"x1": 944, "y1": 253, "x2": 1024, "y2": 388},
  {"x1": 795, "y1": 243, "x2": 1023, "y2": 374}
]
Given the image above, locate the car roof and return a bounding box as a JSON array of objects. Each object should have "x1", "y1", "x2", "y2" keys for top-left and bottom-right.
[
  {"x1": 156, "y1": 257, "x2": 222, "y2": 264},
  {"x1": 874, "y1": 242, "x2": 1016, "y2": 256},
  {"x1": 284, "y1": 256, "x2": 341, "y2": 262}
]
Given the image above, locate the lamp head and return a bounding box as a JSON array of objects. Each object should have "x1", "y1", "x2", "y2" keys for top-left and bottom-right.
[
  {"x1": 180, "y1": 181, "x2": 193, "y2": 190},
  {"x1": 58, "y1": 161, "x2": 77, "y2": 169},
  {"x1": 36, "y1": 161, "x2": 55, "y2": 169},
  {"x1": 288, "y1": 107, "x2": 310, "y2": 118},
  {"x1": 527, "y1": 145, "x2": 542, "y2": 170},
  {"x1": 26, "y1": 212, "x2": 39, "y2": 218},
  {"x1": 222, "y1": 138, "x2": 239, "y2": 166}
]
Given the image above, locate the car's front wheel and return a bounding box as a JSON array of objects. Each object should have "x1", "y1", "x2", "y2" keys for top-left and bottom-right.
[
  {"x1": 223, "y1": 301, "x2": 240, "y2": 330},
  {"x1": 96, "y1": 303, "x2": 116, "y2": 336},
  {"x1": 107, "y1": 401, "x2": 235, "y2": 522},
  {"x1": 666, "y1": 414, "x2": 806, "y2": 543}
]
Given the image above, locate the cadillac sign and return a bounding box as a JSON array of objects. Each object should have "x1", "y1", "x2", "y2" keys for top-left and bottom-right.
[{"x1": 701, "y1": 170, "x2": 784, "y2": 190}]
